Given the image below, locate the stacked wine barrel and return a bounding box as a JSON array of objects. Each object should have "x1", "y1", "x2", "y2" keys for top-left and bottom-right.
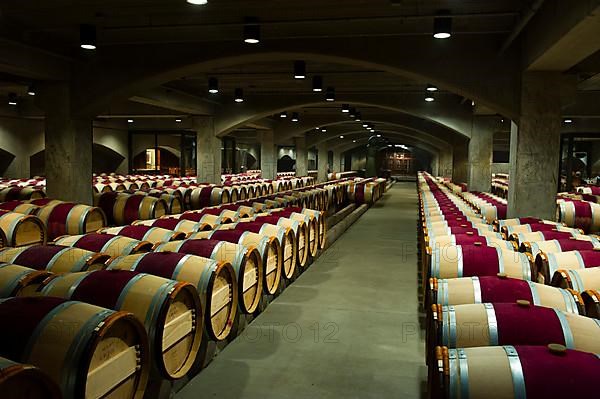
[{"x1": 418, "y1": 172, "x2": 600, "y2": 397}]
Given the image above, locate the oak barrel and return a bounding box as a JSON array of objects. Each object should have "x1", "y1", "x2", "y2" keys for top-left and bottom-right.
[
  {"x1": 40, "y1": 270, "x2": 202, "y2": 379},
  {"x1": 53, "y1": 233, "x2": 153, "y2": 258},
  {"x1": 0, "y1": 245, "x2": 110, "y2": 273},
  {"x1": 35, "y1": 201, "x2": 107, "y2": 240},
  {"x1": 0, "y1": 356, "x2": 61, "y2": 399},
  {"x1": 0, "y1": 264, "x2": 52, "y2": 297},
  {"x1": 0, "y1": 210, "x2": 46, "y2": 247}
]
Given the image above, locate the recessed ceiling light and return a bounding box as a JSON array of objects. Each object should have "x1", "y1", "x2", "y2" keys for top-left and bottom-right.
[
  {"x1": 127, "y1": 119, "x2": 134, "y2": 123},
  {"x1": 388, "y1": 144, "x2": 392, "y2": 147},
  {"x1": 352, "y1": 140, "x2": 356, "y2": 143},
  {"x1": 176, "y1": 119, "x2": 182, "y2": 123},
  {"x1": 339, "y1": 135, "x2": 344, "y2": 139},
  {"x1": 208, "y1": 77, "x2": 219, "y2": 94},
  {"x1": 291, "y1": 112, "x2": 299, "y2": 122},
  {"x1": 564, "y1": 118, "x2": 573, "y2": 124},
  {"x1": 321, "y1": 128, "x2": 327, "y2": 132},
  {"x1": 27, "y1": 84, "x2": 36, "y2": 96},
  {"x1": 8, "y1": 93, "x2": 17, "y2": 106},
  {"x1": 426, "y1": 84, "x2": 438, "y2": 92},
  {"x1": 187, "y1": 0, "x2": 208, "y2": 4},
  {"x1": 425, "y1": 97, "x2": 435, "y2": 102},
  {"x1": 376, "y1": 134, "x2": 381, "y2": 137},
  {"x1": 362, "y1": 123, "x2": 369, "y2": 128},
  {"x1": 325, "y1": 87, "x2": 335, "y2": 102},
  {"x1": 315, "y1": 127, "x2": 320, "y2": 130},
  {"x1": 342, "y1": 104, "x2": 350, "y2": 113}
]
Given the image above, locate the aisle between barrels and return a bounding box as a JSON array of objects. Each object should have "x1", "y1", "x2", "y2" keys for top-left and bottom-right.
[{"x1": 177, "y1": 183, "x2": 426, "y2": 398}]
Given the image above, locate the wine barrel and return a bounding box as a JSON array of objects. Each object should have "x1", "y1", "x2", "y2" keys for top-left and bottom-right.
[
  {"x1": 179, "y1": 208, "x2": 238, "y2": 227},
  {"x1": 0, "y1": 264, "x2": 52, "y2": 297},
  {"x1": 556, "y1": 200, "x2": 600, "y2": 233},
  {"x1": 0, "y1": 210, "x2": 45, "y2": 247},
  {"x1": 551, "y1": 267, "x2": 600, "y2": 292},
  {"x1": 0, "y1": 296, "x2": 149, "y2": 399},
  {"x1": 189, "y1": 186, "x2": 230, "y2": 210},
  {"x1": 0, "y1": 245, "x2": 110, "y2": 273},
  {"x1": 521, "y1": 237, "x2": 600, "y2": 257},
  {"x1": 35, "y1": 201, "x2": 107, "y2": 240},
  {"x1": 0, "y1": 186, "x2": 45, "y2": 202},
  {"x1": 429, "y1": 245, "x2": 534, "y2": 280},
  {"x1": 155, "y1": 239, "x2": 263, "y2": 314},
  {"x1": 99, "y1": 225, "x2": 186, "y2": 244},
  {"x1": 431, "y1": 275, "x2": 583, "y2": 314},
  {"x1": 229, "y1": 221, "x2": 297, "y2": 280},
  {"x1": 0, "y1": 356, "x2": 61, "y2": 399},
  {"x1": 162, "y1": 194, "x2": 184, "y2": 214},
  {"x1": 113, "y1": 194, "x2": 168, "y2": 225},
  {"x1": 511, "y1": 230, "x2": 585, "y2": 247},
  {"x1": 40, "y1": 270, "x2": 202, "y2": 379},
  {"x1": 217, "y1": 204, "x2": 255, "y2": 219},
  {"x1": 93, "y1": 182, "x2": 113, "y2": 193},
  {"x1": 536, "y1": 249, "x2": 600, "y2": 284},
  {"x1": 268, "y1": 209, "x2": 318, "y2": 257},
  {"x1": 429, "y1": 302, "x2": 600, "y2": 356},
  {"x1": 581, "y1": 289, "x2": 600, "y2": 318},
  {"x1": 53, "y1": 233, "x2": 153, "y2": 258},
  {"x1": 432, "y1": 345, "x2": 600, "y2": 399},
  {"x1": 0, "y1": 200, "x2": 40, "y2": 215},
  {"x1": 253, "y1": 215, "x2": 309, "y2": 269},
  {"x1": 133, "y1": 217, "x2": 208, "y2": 234},
  {"x1": 504, "y1": 223, "x2": 581, "y2": 236},
  {"x1": 189, "y1": 229, "x2": 282, "y2": 295},
  {"x1": 108, "y1": 252, "x2": 237, "y2": 341}
]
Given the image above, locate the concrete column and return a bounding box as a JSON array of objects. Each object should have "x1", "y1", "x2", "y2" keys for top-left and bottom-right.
[
  {"x1": 317, "y1": 143, "x2": 328, "y2": 182},
  {"x1": 294, "y1": 136, "x2": 307, "y2": 177},
  {"x1": 507, "y1": 72, "x2": 567, "y2": 219},
  {"x1": 193, "y1": 117, "x2": 221, "y2": 184},
  {"x1": 452, "y1": 141, "x2": 469, "y2": 183},
  {"x1": 431, "y1": 154, "x2": 440, "y2": 176},
  {"x1": 439, "y1": 149, "x2": 453, "y2": 178},
  {"x1": 333, "y1": 150, "x2": 342, "y2": 173},
  {"x1": 260, "y1": 130, "x2": 276, "y2": 180},
  {"x1": 365, "y1": 146, "x2": 377, "y2": 177},
  {"x1": 41, "y1": 82, "x2": 93, "y2": 204},
  {"x1": 468, "y1": 117, "x2": 495, "y2": 192}
]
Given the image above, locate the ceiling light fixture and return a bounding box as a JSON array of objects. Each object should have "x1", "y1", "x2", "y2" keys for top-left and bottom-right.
[
  {"x1": 325, "y1": 87, "x2": 335, "y2": 102},
  {"x1": 127, "y1": 119, "x2": 134, "y2": 123},
  {"x1": 27, "y1": 84, "x2": 36, "y2": 96},
  {"x1": 291, "y1": 112, "x2": 299, "y2": 122},
  {"x1": 425, "y1": 96, "x2": 435, "y2": 102},
  {"x1": 280, "y1": 111, "x2": 288, "y2": 118},
  {"x1": 8, "y1": 93, "x2": 17, "y2": 106},
  {"x1": 294, "y1": 61, "x2": 306, "y2": 79},
  {"x1": 176, "y1": 119, "x2": 182, "y2": 123},
  {"x1": 349, "y1": 108, "x2": 357, "y2": 118},
  {"x1": 208, "y1": 77, "x2": 219, "y2": 94},
  {"x1": 321, "y1": 127, "x2": 327, "y2": 132},
  {"x1": 362, "y1": 122, "x2": 369, "y2": 128},
  {"x1": 354, "y1": 112, "x2": 362, "y2": 122},
  {"x1": 80, "y1": 24, "x2": 97, "y2": 50},
  {"x1": 564, "y1": 118, "x2": 573, "y2": 124},
  {"x1": 243, "y1": 17, "x2": 260, "y2": 44},
  {"x1": 352, "y1": 140, "x2": 356, "y2": 143},
  {"x1": 426, "y1": 84, "x2": 438, "y2": 92},
  {"x1": 342, "y1": 104, "x2": 350, "y2": 113},
  {"x1": 187, "y1": 0, "x2": 208, "y2": 4},
  {"x1": 234, "y1": 88, "x2": 244, "y2": 103},
  {"x1": 339, "y1": 135, "x2": 344, "y2": 139},
  {"x1": 312, "y1": 75, "x2": 323, "y2": 92},
  {"x1": 376, "y1": 134, "x2": 382, "y2": 137},
  {"x1": 433, "y1": 14, "x2": 452, "y2": 39}
]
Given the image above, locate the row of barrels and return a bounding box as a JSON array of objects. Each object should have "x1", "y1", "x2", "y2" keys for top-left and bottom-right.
[
  {"x1": 0, "y1": 202, "x2": 332, "y2": 398},
  {"x1": 418, "y1": 172, "x2": 600, "y2": 398},
  {"x1": 491, "y1": 174, "x2": 509, "y2": 199}
]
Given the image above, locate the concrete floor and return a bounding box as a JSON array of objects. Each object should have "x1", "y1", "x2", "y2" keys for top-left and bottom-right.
[{"x1": 177, "y1": 183, "x2": 426, "y2": 398}]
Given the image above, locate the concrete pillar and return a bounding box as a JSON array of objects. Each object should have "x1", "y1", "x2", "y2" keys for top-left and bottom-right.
[
  {"x1": 508, "y1": 72, "x2": 566, "y2": 219},
  {"x1": 468, "y1": 117, "x2": 495, "y2": 192},
  {"x1": 452, "y1": 141, "x2": 469, "y2": 183},
  {"x1": 439, "y1": 149, "x2": 453, "y2": 178},
  {"x1": 41, "y1": 82, "x2": 93, "y2": 204},
  {"x1": 294, "y1": 136, "x2": 307, "y2": 177},
  {"x1": 365, "y1": 146, "x2": 377, "y2": 177},
  {"x1": 431, "y1": 154, "x2": 440, "y2": 176},
  {"x1": 260, "y1": 130, "x2": 276, "y2": 180},
  {"x1": 193, "y1": 117, "x2": 221, "y2": 184},
  {"x1": 317, "y1": 143, "x2": 328, "y2": 182},
  {"x1": 333, "y1": 150, "x2": 342, "y2": 173}
]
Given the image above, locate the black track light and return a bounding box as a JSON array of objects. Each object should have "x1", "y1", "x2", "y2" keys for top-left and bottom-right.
[
  {"x1": 280, "y1": 111, "x2": 288, "y2": 118},
  {"x1": 243, "y1": 17, "x2": 260, "y2": 44},
  {"x1": 234, "y1": 88, "x2": 244, "y2": 103},
  {"x1": 294, "y1": 61, "x2": 306, "y2": 79},
  {"x1": 80, "y1": 24, "x2": 97, "y2": 50},
  {"x1": 354, "y1": 112, "x2": 362, "y2": 122},
  {"x1": 342, "y1": 104, "x2": 350, "y2": 113},
  {"x1": 312, "y1": 75, "x2": 323, "y2": 92},
  {"x1": 291, "y1": 112, "x2": 299, "y2": 122},
  {"x1": 326, "y1": 87, "x2": 336, "y2": 102},
  {"x1": 433, "y1": 13, "x2": 452, "y2": 39},
  {"x1": 208, "y1": 77, "x2": 219, "y2": 94},
  {"x1": 27, "y1": 84, "x2": 36, "y2": 96},
  {"x1": 8, "y1": 93, "x2": 17, "y2": 106}
]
